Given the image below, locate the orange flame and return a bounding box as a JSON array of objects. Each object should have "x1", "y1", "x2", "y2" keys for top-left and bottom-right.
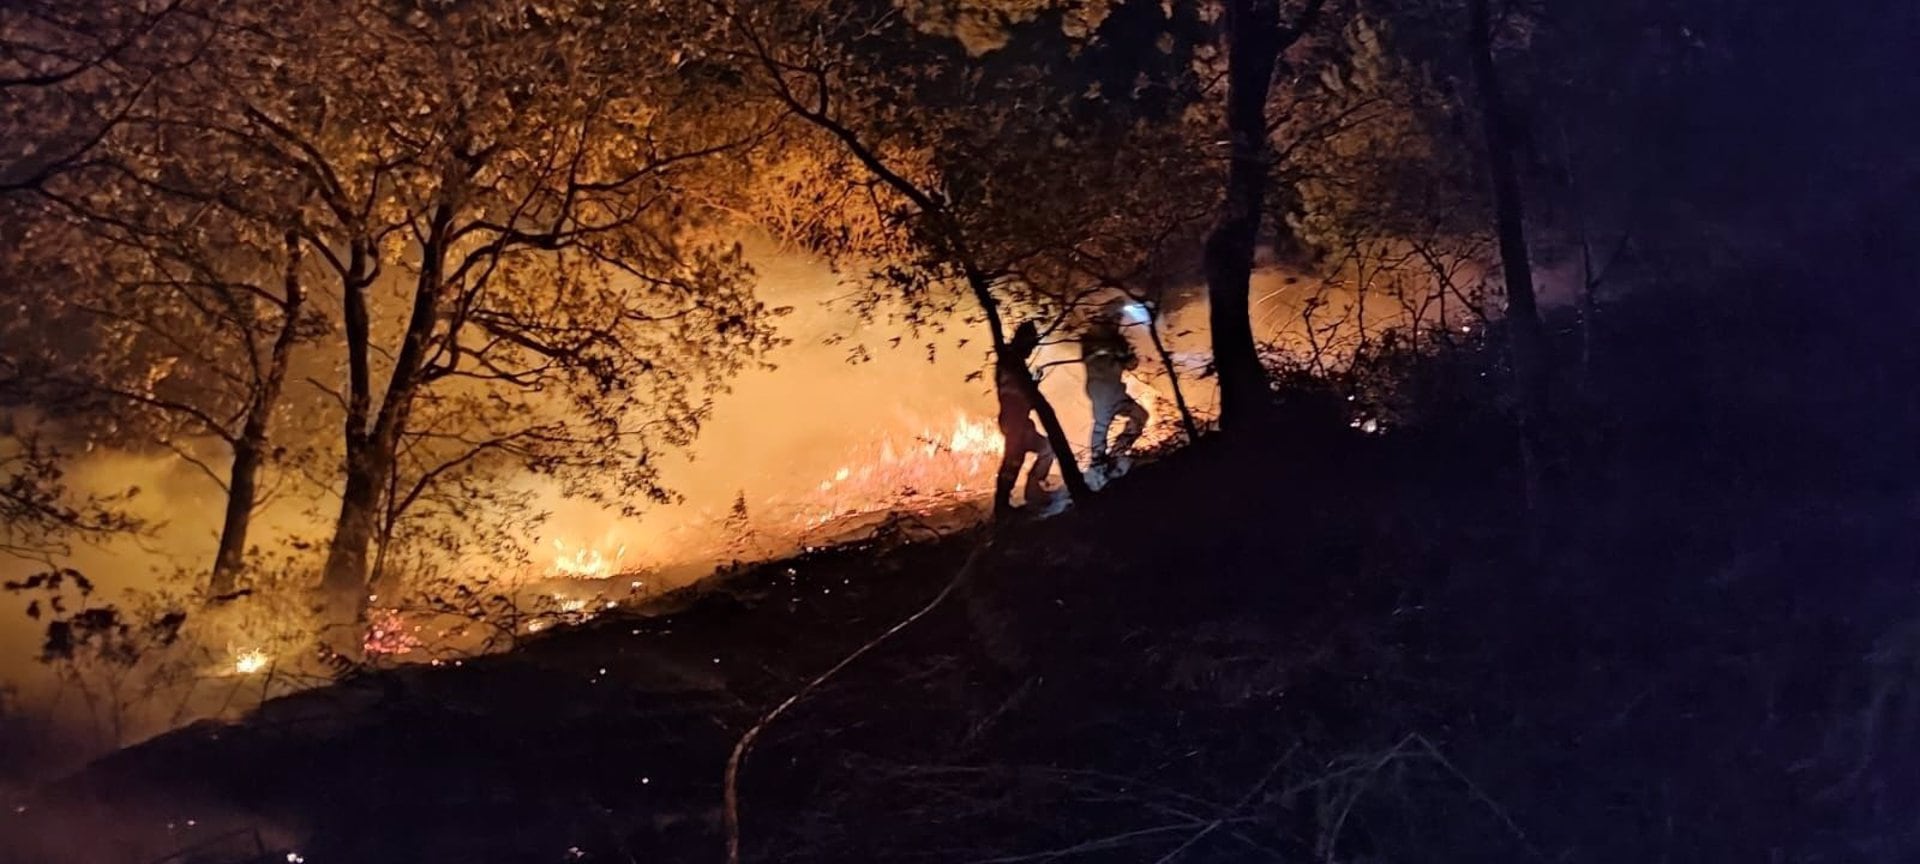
[
  {"x1": 797, "y1": 412, "x2": 1004, "y2": 528},
  {"x1": 551, "y1": 538, "x2": 627, "y2": 579}
]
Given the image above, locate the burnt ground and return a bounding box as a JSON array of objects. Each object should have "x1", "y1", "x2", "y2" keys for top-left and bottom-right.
[
  {"x1": 1, "y1": 528, "x2": 985, "y2": 863},
  {"x1": 7, "y1": 201, "x2": 1920, "y2": 863}
]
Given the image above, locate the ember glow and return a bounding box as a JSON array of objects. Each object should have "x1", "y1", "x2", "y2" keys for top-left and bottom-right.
[{"x1": 363, "y1": 609, "x2": 421, "y2": 656}]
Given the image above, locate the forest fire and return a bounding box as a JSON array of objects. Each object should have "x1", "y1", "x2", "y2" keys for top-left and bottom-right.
[
  {"x1": 0, "y1": 0, "x2": 1900, "y2": 859},
  {"x1": 551, "y1": 539, "x2": 628, "y2": 580},
  {"x1": 231, "y1": 649, "x2": 271, "y2": 676},
  {"x1": 795, "y1": 413, "x2": 1003, "y2": 528}
]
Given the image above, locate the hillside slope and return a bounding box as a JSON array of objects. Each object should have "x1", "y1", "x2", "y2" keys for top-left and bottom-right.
[{"x1": 8, "y1": 194, "x2": 1920, "y2": 864}]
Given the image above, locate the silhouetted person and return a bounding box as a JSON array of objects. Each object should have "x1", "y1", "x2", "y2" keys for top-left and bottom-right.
[
  {"x1": 1083, "y1": 302, "x2": 1147, "y2": 476},
  {"x1": 994, "y1": 321, "x2": 1054, "y2": 517}
]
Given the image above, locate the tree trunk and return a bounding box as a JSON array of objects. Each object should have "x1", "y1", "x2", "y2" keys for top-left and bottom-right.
[
  {"x1": 1468, "y1": 0, "x2": 1549, "y2": 432},
  {"x1": 1145, "y1": 302, "x2": 1201, "y2": 442},
  {"x1": 208, "y1": 440, "x2": 261, "y2": 597},
  {"x1": 1021, "y1": 369, "x2": 1091, "y2": 499},
  {"x1": 319, "y1": 448, "x2": 385, "y2": 622},
  {"x1": 967, "y1": 273, "x2": 1092, "y2": 500},
  {"x1": 1204, "y1": 0, "x2": 1285, "y2": 431},
  {"x1": 1556, "y1": 123, "x2": 1608, "y2": 394},
  {"x1": 318, "y1": 202, "x2": 451, "y2": 627},
  {"x1": 210, "y1": 229, "x2": 305, "y2": 598},
  {"x1": 1201, "y1": 0, "x2": 1328, "y2": 431},
  {"x1": 757, "y1": 75, "x2": 1092, "y2": 496}
]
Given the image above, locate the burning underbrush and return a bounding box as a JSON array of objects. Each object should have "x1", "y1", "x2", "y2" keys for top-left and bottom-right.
[
  {"x1": 3, "y1": 362, "x2": 1187, "y2": 776},
  {"x1": 359, "y1": 394, "x2": 1186, "y2": 665},
  {"x1": 347, "y1": 413, "x2": 1012, "y2": 663},
  {"x1": 793, "y1": 412, "x2": 1002, "y2": 529}
]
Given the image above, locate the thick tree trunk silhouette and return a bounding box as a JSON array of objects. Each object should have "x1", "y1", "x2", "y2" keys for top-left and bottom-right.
[
  {"x1": 1468, "y1": 0, "x2": 1551, "y2": 502},
  {"x1": 1204, "y1": 0, "x2": 1326, "y2": 431},
  {"x1": 209, "y1": 230, "x2": 306, "y2": 597},
  {"x1": 209, "y1": 440, "x2": 262, "y2": 596},
  {"x1": 321, "y1": 450, "x2": 385, "y2": 615}
]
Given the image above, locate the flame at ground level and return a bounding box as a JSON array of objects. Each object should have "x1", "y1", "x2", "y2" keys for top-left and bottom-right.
[
  {"x1": 535, "y1": 413, "x2": 1007, "y2": 579},
  {"x1": 798, "y1": 412, "x2": 1004, "y2": 529},
  {"x1": 0, "y1": 241, "x2": 1471, "y2": 777},
  {"x1": 551, "y1": 539, "x2": 627, "y2": 579},
  {"x1": 537, "y1": 387, "x2": 1181, "y2": 581},
  {"x1": 232, "y1": 649, "x2": 270, "y2": 675},
  {"x1": 363, "y1": 609, "x2": 422, "y2": 656}
]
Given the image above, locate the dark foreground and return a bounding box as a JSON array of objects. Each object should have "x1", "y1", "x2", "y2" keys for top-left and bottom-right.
[{"x1": 7, "y1": 206, "x2": 1920, "y2": 863}]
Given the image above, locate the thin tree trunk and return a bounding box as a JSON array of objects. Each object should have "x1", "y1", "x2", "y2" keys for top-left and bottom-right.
[
  {"x1": 1145, "y1": 303, "x2": 1201, "y2": 442},
  {"x1": 1468, "y1": 0, "x2": 1549, "y2": 433},
  {"x1": 1022, "y1": 372, "x2": 1090, "y2": 499},
  {"x1": 1557, "y1": 124, "x2": 1607, "y2": 393},
  {"x1": 967, "y1": 272, "x2": 1092, "y2": 500},
  {"x1": 370, "y1": 445, "x2": 411, "y2": 597},
  {"x1": 752, "y1": 57, "x2": 1095, "y2": 502},
  {"x1": 210, "y1": 229, "x2": 305, "y2": 598},
  {"x1": 318, "y1": 239, "x2": 376, "y2": 627}
]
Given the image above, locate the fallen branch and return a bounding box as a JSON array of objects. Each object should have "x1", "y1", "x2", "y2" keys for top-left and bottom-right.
[
  {"x1": 722, "y1": 531, "x2": 997, "y2": 864},
  {"x1": 1321, "y1": 733, "x2": 1420, "y2": 862},
  {"x1": 1153, "y1": 743, "x2": 1297, "y2": 864},
  {"x1": 1408, "y1": 733, "x2": 1545, "y2": 862},
  {"x1": 1316, "y1": 732, "x2": 1546, "y2": 864}
]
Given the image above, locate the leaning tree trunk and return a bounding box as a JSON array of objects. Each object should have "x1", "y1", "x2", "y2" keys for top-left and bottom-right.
[
  {"x1": 1468, "y1": 0, "x2": 1551, "y2": 495},
  {"x1": 968, "y1": 273, "x2": 1092, "y2": 500},
  {"x1": 1019, "y1": 369, "x2": 1092, "y2": 500},
  {"x1": 1144, "y1": 300, "x2": 1202, "y2": 442},
  {"x1": 755, "y1": 69, "x2": 1094, "y2": 498},
  {"x1": 1204, "y1": 0, "x2": 1286, "y2": 431},
  {"x1": 210, "y1": 230, "x2": 305, "y2": 598}
]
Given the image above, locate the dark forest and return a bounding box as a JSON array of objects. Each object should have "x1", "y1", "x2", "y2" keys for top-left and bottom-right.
[{"x1": 2, "y1": 0, "x2": 1917, "y2": 861}]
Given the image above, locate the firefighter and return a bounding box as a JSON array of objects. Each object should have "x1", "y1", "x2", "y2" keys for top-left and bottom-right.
[
  {"x1": 1082, "y1": 301, "x2": 1148, "y2": 476},
  {"x1": 993, "y1": 320, "x2": 1055, "y2": 516}
]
